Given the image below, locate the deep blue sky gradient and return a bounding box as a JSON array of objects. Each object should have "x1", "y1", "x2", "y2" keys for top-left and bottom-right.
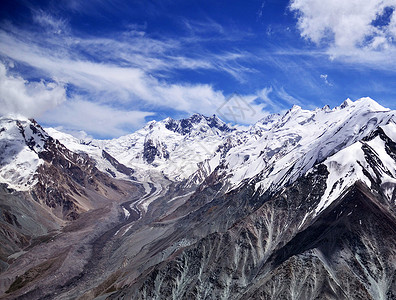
[{"x1": 0, "y1": 0, "x2": 395, "y2": 137}]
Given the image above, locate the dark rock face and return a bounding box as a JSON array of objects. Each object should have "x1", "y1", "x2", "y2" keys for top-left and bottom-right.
[
  {"x1": 102, "y1": 150, "x2": 134, "y2": 177},
  {"x1": 0, "y1": 185, "x2": 60, "y2": 272},
  {"x1": 25, "y1": 126, "x2": 125, "y2": 220},
  {"x1": 110, "y1": 161, "x2": 396, "y2": 300},
  {"x1": 0, "y1": 119, "x2": 134, "y2": 263},
  {"x1": 109, "y1": 164, "x2": 330, "y2": 299},
  {"x1": 2, "y1": 210, "x2": 21, "y2": 229},
  {"x1": 267, "y1": 183, "x2": 396, "y2": 300},
  {"x1": 143, "y1": 139, "x2": 169, "y2": 164},
  {"x1": 143, "y1": 139, "x2": 160, "y2": 164},
  {"x1": 165, "y1": 114, "x2": 234, "y2": 136},
  {"x1": 164, "y1": 118, "x2": 179, "y2": 132},
  {"x1": 1, "y1": 112, "x2": 396, "y2": 300}
]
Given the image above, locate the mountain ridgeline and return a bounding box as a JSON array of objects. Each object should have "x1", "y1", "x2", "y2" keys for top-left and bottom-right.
[{"x1": 0, "y1": 97, "x2": 396, "y2": 299}]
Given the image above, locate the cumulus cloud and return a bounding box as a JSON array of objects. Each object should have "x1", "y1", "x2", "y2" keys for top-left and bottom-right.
[
  {"x1": 290, "y1": 0, "x2": 396, "y2": 48},
  {"x1": 0, "y1": 62, "x2": 66, "y2": 118},
  {"x1": 290, "y1": 0, "x2": 396, "y2": 62},
  {"x1": 0, "y1": 61, "x2": 155, "y2": 137},
  {"x1": 41, "y1": 99, "x2": 155, "y2": 138}
]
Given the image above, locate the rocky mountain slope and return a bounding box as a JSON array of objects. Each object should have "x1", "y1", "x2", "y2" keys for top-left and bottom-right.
[
  {"x1": 114, "y1": 112, "x2": 396, "y2": 299},
  {"x1": 47, "y1": 114, "x2": 234, "y2": 184},
  {"x1": 0, "y1": 98, "x2": 396, "y2": 300},
  {"x1": 0, "y1": 117, "x2": 141, "y2": 273}
]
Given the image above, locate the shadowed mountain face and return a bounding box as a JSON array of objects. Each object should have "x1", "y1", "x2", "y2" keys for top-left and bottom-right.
[
  {"x1": 0, "y1": 98, "x2": 396, "y2": 299},
  {"x1": 164, "y1": 114, "x2": 234, "y2": 136},
  {"x1": 112, "y1": 174, "x2": 396, "y2": 300},
  {"x1": 0, "y1": 118, "x2": 141, "y2": 274}
]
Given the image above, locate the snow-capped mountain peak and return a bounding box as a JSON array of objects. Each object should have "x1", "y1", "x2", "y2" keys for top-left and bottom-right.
[
  {"x1": 44, "y1": 113, "x2": 235, "y2": 182},
  {"x1": 203, "y1": 97, "x2": 395, "y2": 198},
  {"x1": 102, "y1": 114, "x2": 234, "y2": 181},
  {"x1": 2, "y1": 98, "x2": 396, "y2": 300},
  {"x1": 41, "y1": 97, "x2": 393, "y2": 189},
  {"x1": 163, "y1": 113, "x2": 233, "y2": 136},
  {"x1": 0, "y1": 116, "x2": 48, "y2": 190},
  {"x1": 338, "y1": 98, "x2": 353, "y2": 109},
  {"x1": 336, "y1": 97, "x2": 389, "y2": 112}
]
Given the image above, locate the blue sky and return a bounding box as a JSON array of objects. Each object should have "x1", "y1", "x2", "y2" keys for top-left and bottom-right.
[{"x1": 0, "y1": 0, "x2": 396, "y2": 138}]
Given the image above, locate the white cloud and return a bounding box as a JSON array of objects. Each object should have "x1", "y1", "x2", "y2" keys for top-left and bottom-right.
[
  {"x1": 290, "y1": 0, "x2": 396, "y2": 49},
  {"x1": 0, "y1": 30, "x2": 272, "y2": 135},
  {"x1": 182, "y1": 18, "x2": 225, "y2": 36},
  {"x1": 290, "y1": 0, "x2": 396, "y2": 63},
  {"x1": 215, "y1": 92, "x2": 271, "y2": 124},
  {"x1": 0, "y1": 62, "x2": 66, "y2": 118},
  {"x1": 214, "y1": 87, "x2": 306, "y2": 125},
  {"x1": 320, "y1": 74, "x2": 333, "y2": 86},
  {"x1": 0, "y1": 13, "x2": 273, "y2": 136},
  {"x1": 41, "y1": 98, "x2": 154, "y2": 138},
  {"x1": 0, "y1": 27, "x2": 255, "y2": 108},
  {"x1": 32, "y1": 9, "x2": 69, "y2": 35},
  {"x1": 277, "y1": 87, "x2": 302, "y2": 106},
  {"x1": 0, "y1": 61, "x2": 155, "y2": 137},
  {"x1": 255, "y1": 87, "x2": 284, "y2": 111},
  {"x1": 0, "y1": 28, "x2": 266, "y2": 121}
]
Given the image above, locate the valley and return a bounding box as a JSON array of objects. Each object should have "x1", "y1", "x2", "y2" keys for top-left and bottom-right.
[{"x1": 1, "y1": 98, "x2": 396, "y2": 299}]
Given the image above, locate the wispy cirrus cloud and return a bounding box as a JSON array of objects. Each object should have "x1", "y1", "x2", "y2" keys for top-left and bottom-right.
[
  {"x1": 32, "y1": 9, "x2": 69, "y2": 35},
  {"x1": 0, "y1": 9, "x2": 266, "y2": 136},
  {"x1": 181, "y1": 18, "x2": 226, "y2": 36},
  {"x1": 0, "y1": 29, "x2": 230, "y2": 113},
  {"x1": 0, "y1": 8, "x2": 257, "y2": 89},
  {"x1": 4, "y1": 1, "x2": 393, "y2": 138}
]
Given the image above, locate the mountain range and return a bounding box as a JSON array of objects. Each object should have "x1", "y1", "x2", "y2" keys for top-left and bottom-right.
[{"x1": 0, "y1": 97, "x2": 396, "y2": 299}]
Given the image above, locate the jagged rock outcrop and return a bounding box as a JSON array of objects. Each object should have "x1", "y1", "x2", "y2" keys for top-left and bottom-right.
[
  {"x1": 106, "y1": 99, "x2": 396, "y2": 300},
  {"x1": 0, "y1": 117, "x2": 138, "y2": 273},
  {"x1": 1, "y1": 98, "x2": 396, "y2": 300}
]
